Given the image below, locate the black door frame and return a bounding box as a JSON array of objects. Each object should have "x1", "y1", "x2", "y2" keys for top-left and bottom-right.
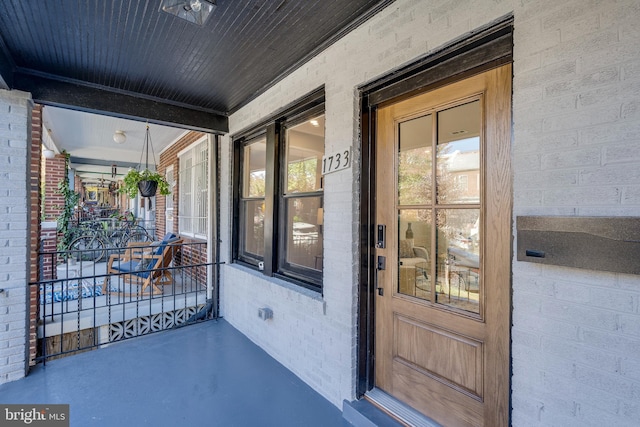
[{"x1": 356, "y1": 16, "x2": 514, "y2": 397}]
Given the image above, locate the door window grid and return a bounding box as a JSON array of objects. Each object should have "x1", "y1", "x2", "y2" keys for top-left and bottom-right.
[{"x1": 396, "y1": 98, "x2": 482, "y2": 315}]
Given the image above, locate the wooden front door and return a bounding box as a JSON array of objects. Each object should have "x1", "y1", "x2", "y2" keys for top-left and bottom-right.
[{"x1": 374, "y1": 65, "x2": 512, "y2": 427}]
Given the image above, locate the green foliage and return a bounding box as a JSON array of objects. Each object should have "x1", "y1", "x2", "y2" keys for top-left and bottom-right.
[
  {"x1": 118, "y1": 169, "x2": 171, "y2": 199},
  {"x1": 287, "y1": 158, "x2": 319, "y2": 192},
  {"x1": 56, "y1": 152, "x2": 80, "y2": 253}
]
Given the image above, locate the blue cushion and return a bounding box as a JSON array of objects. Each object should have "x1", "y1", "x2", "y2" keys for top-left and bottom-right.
[
  {"x1": 153, "y1": 233, "x2": 177, "y2": 255},
  {"x1": 111, "y1": 260, "x2": 152, "y2": 279}
]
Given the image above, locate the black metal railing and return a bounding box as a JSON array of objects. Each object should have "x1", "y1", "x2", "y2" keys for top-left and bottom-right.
[{"x1": 31, "y1": 240, "x2": 217, "y2": 362}]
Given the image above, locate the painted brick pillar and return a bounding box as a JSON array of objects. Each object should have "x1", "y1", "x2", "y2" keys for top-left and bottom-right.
[{"x1": 0, "y1": 89, "x2": 32, "y2": 384}]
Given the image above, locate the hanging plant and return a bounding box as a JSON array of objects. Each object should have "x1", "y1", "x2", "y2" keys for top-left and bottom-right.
[
  {"x1": 119, "y1": 168, "x2": 170, "y2": 199},
  {"x1": 118, "y1": 123, "x2": 170, "y2": 199}
]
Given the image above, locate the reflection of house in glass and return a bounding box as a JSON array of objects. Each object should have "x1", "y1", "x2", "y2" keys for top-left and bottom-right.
[{"x1": 443, "y1": 144, "x2": 480, "y2": 204}]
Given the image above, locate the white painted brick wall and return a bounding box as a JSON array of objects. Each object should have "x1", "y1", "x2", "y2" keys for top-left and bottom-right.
[
  {"x1": 221, "y1": 0, "x2": 514, "y2": 408},
  {"x1": 218, "y1": 1, "x2": 640, "y2": 424},
  {"x1": 0, "y1": 89, "x2": 31, "y2": 385},
  {"x1": 512, "y1": 0, "x2": 640, "y2": 426}
]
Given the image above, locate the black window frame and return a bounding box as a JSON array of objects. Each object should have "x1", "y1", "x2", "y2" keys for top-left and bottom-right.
[
  {"x1": 234, "y1": 129, "x2": 268, "y2": 268},
  {"x1": 232, "y1": 88, "x2": 325, "y2": 292}
]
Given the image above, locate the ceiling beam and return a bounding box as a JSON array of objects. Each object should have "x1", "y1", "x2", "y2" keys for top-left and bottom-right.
[
  {"x1": 70, "y1": 157, "x2": 139, "y2": 169},
  {"x1": 12, "y1": 72, "x2": 228, "y2": 134}
]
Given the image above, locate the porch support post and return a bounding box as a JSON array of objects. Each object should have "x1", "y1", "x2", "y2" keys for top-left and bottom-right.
[
  {"x1": 206, "y1": 134, "x2": 216, "y2": 305},
  {"x1": 0, "y1": 89, "x2": 32, "y2": 384}
]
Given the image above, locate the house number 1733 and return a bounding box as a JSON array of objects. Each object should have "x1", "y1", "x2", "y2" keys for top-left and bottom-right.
[{"x1": 322, "y1": 149, "x2": 351, "y2": 175}]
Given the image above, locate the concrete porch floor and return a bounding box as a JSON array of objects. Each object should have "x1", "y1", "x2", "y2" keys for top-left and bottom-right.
[{"x1": 0, "y1": 319, "x2": 350, "y2": 427}]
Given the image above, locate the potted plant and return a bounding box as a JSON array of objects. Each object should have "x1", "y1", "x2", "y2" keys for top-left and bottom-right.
[{"x1": 119, "y1": 169, "x2": 171, "y2": 199}]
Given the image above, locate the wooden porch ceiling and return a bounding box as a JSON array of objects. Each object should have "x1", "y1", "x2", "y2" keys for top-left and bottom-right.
[{"x1": 0, "y1": 0, "x2": 394, "y2": 133}]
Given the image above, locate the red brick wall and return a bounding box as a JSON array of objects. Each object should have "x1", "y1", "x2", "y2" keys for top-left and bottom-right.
[
  {"x1": 158, "y1": 132, "x2": 209, "y2": 277},
  {"x1": 40, "y1": 228, "x2": 57, "y2": 281},
  {"x1": 43, "y1": 154, "x2": 67, "y2": 222},
  {"x1": 28, "y1": 104, "x2": 42, "y2": 366},
  {"x1": 74, "y1": 174, "x2": 83, "y2": 211},
  {"x1": 157, "y1": 131, "x2": 205, "y2": 240}
]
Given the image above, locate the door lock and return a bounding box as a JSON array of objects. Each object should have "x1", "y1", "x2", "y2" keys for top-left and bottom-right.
[{"x1": 376, "y1": 224, "x2": 386, "y2": 248}]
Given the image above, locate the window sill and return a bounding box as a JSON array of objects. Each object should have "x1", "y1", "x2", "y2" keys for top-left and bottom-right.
[
  {"x1": 178, "y1": 233, "x2": 207, "y2": 242},
  {"x1": 226, "y1": 262, "x2": 324, "y2": 303}
]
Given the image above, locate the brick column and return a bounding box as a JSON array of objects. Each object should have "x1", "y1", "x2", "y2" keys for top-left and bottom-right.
[
  {"x1": 28, "y1": 104, "x2": 42, "y2": 367},
  {"x1": 0, "y1": 89, "x2": 32, "y2": 384},
  {"x1": 43, "y1": 154, "x2": 66, "y2": 222}
]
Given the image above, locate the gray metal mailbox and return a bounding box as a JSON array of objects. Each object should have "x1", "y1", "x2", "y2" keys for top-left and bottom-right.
[{"x1": 516, "y1": 216, "x2": 640, "y2": 275}]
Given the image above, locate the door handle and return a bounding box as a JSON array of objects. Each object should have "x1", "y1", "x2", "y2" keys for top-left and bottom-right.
[{"x1": 375, "y1": 255, "x2": 386, "y2": 296}]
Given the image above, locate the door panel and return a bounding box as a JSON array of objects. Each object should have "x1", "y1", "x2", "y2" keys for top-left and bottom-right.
[
  {"x1": 374, "y1": 65, "x2": 511, "y2": 427},
  {"x1": 394, "y1": 314, "x2": 483, "y2": 397}
]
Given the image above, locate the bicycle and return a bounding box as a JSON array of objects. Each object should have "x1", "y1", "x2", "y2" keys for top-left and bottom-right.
[{"x1": 68, "y1": 219, "x2": 152, "y2": 262}]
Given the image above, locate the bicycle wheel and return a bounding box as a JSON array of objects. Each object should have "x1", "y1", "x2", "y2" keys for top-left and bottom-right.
[
  {"x1": 69, "y1": 235, "x2": 106, "y2": 262},
  {"x1": 124, "y1": 226, "x2": 152, "y2": 245},
  {"x1": 109, "y1": 230, "x2": 127, "y2": 249}
]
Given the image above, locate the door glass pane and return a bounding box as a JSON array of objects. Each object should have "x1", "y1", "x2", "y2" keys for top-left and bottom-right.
[
  {"x1": 241, "y1": 200, "x2": 265, "y2": 258},
  {"x1": 436, "y1": 101, "x2": 480, "y2": 204},
  {"x1": 435, "y1": 208, "x2": 480, "y2": 313},
  {"x1": 286, "y1": 115, "x2": 325, "y2": 193},
  {"x1": 284, "y1": 196, "x2": 323, "y2": 272},
  {"x1": 243, "y1": 138, "x2": 266, "y2": 198},
  {"x1": 398, "y1": 209, "x2": 432, "y2": 301},
  {"x1": 398, "y1": 115, "x2": 432, "y2": 205}
]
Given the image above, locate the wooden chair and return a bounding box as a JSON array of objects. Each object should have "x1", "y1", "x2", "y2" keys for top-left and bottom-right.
[{"x1": 103, "y1": 233, "x2": 182, "y2": 296}]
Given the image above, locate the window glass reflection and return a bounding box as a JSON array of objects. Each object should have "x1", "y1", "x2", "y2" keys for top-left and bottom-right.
[
  {"x1": 285, "y1": 196, "x2": 323, "y2": 272},
  {"x1": 398, "y1": 209, "x2": 431, "y2": 301},
  {"x1": 399, "y1": 115, "x2": 432, "y2": 205},
  {"x1": 435, "y1": 208, "x2": 480, "y2": 314},
  {"x1": 436, "y1": 101, "x2": 480, "y2": 204},
  {"x1": 244, "y1": 139, "x2": 266, "y2": 198},
  {"x1": 286, "y1": 116, "x2": 324, "y2": 193}
]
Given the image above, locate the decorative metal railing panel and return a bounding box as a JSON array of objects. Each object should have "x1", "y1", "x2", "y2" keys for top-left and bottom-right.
[
  {"x1": 108, "y1": 304, "x2": 206, "y2": 342},
  {"x1": 31, "y1": 241, "x2": 216, "y2": 362}
]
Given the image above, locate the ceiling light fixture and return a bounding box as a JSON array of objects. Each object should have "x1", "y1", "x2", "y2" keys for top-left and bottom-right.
[
  {"x1": 309, "y1": 119, "x2": 319, "y2": 127},
  {"x1": 160, "y1": 0, "x2": 217, "y2": 26},
  {"x1": 113, "y1": 130, "x2": 127, "y2": 144},
  {"x1": 43, "y1": 147, "x2": 55, "y2": 159}
]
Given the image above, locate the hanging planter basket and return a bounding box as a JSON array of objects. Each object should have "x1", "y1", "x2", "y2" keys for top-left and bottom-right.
[
  {"x1": 138, "y1": 180, "x2": 158, "y2": 197},
  {"x1": 117, "y1": 124, "x2": 171, "y2": 200}
]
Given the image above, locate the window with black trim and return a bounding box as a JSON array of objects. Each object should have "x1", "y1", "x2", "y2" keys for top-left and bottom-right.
[
  {"x1": 238, "y1": 135, "x2": 267, "y2": 262},
  {"x1": 233, "y1": 90, "x2": 325, "y2": 291}
]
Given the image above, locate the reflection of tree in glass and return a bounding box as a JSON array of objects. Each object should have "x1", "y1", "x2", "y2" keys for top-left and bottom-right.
[
  {"x1": 436, "y1": 142, "x2": 459, "y2": 204},
  {"x1": 437, "y1": 209, "x2": 480, "y2": 254},
  {"x1": 288, "y1": 158, "x2": 319, "y2": 193},
  {"x1": 249, "y1": 171, "x2": 265, "y2": 197},
  {"x1": 398, "y1": 147, "x2": 432, "y2": 205}
]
